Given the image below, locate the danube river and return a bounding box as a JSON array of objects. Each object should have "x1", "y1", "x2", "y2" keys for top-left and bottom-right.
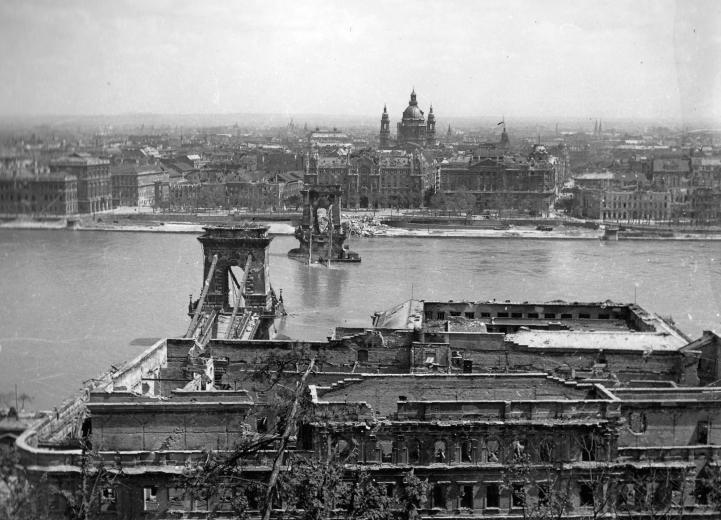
[{"x1": 1, "y1": 229, "x2": 720, "y2": 409}]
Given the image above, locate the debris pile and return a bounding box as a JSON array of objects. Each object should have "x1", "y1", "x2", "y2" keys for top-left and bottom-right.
[{"x1": 342, "y1": 215, "x2": 390, "y2": 237}]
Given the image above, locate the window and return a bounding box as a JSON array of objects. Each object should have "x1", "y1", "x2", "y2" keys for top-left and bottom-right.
[
  {"x1": 298, "y1": 422, "x2": 313, "y2": 450},
  {"x1": 379, "y1": 440, "x2": 393, "y2": 463},
  {"x1": 486, "y1": 438, "x2": 500, "y2": 462},
  {"x1": 497, "y1": 312, "x2": 509, "y2": 318},
  {"x1": 434, "y1": 440, "x2": 447, "y2": 462},
  {"x1": 257, "y1": 417, "x2": 268, "y2": 433},
  {"x1": 436, "y1": 311, "x2": 446, "y2": 320},
  {"x1": 410, "y1": 439, "x2": 421, "y2": 463},
  {"x1": 539, "y1": 438, "x2": 555, "y2": 462},
  {"x1": 512, "y1": 484, "x2": 525, "y2": 508},
  {"x1": 579, "y1": 313, "x2": 591, "y2": 319},
  {"x1": 544, "y1": 313, "x2": 556, "y2": 319},
  {"x1": 561, "y1": 313, "x2": 572, "y2": 319},
  {"x1": 538, "y1": 483, "x2": 550, "y2": 506},
  {"x1": 629, "y1": 412, "x2": 647, "y2": 433},
  {"x1": 143, "y1": 486, "x2": 159, "y2": 511},
  {"x1": 480, "y1": 312, "x2": 491, "y2": 318},
  {"x1": 357, "y1": 349, "x2": 369, "y2": 362},
  {"x1": 581, "y1": 435, "x2": 597, "y2": 461},
  {"x1": 486, "y1": 483, "x2": 500, "y2": 508},
  {"x1": 527, "y1": 312, "x2": 539, "y2": 318},
  {"x1": 461, "y1": 440, "x2": 473, "y2": 462},
  {"x1": 695, "y1": 476, "x2": 711, "y2": 505},
  {"x1": 460, "y1": 485, "x2": 474, "y2": 508},
  {"x1": 168, "y1": 487, "x2": 185, "y2": 508},
  {"x1": 425, "y1": 311, "x2": 433, "y2": 320},
  {"x1": 697, "y1": 421, "x2": 709, "y2": 444},
  {"x1": 598, "y1": 313, "x2": 610, "y2": 319},
  {"x1": 433, "y1": 484, "x2": 447, "y2": 509},
  {"x1": 511, "y1": 312, "x2": 522, "y2": 318},
  {"x1": 580, "y1": 483, "x2": 595, "y2": 507},
  {"x1": 464, "y1": 312, "x2": 475, "y2": 319},
  {"x1": 192, "y1": 494, "x2": 209, "y2": 512},
  {"x1": 100, "y1": 488, "x2": 116, "y2": 512},
  {"x1": 450, "y1": 311, "x2": 461, "y2": 317},
  {"x1": 385, "y1": 483, "x2": 395, "y2": 498}
]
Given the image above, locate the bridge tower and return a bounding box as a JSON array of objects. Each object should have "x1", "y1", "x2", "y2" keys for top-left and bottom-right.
[{"x1": 188, "y1": 225, "x2": 278, "y2": 340}]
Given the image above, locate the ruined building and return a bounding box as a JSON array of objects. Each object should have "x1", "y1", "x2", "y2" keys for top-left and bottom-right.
[{"x1": 14, "y1": 236, "x2": 721, "y2": 518}]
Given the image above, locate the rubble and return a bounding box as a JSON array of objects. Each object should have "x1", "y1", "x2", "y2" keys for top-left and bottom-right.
[{"x1": 342, "y1": 214, "x2": 390, "y2": 237}]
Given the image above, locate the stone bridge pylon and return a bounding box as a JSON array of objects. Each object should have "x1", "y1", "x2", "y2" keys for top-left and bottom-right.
[{"x1": 187, "y1": 225, "x2": 281, "y2": 341}]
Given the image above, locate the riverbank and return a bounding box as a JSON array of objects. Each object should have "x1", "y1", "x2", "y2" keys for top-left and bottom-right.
[{"x1": 3, "y1": 215, "x2": 721, "y2": 240}]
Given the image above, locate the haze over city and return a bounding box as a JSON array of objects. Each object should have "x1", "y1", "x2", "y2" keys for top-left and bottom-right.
[{"x1": 1, "y1": 0, "x2": 719, "y2": 125}]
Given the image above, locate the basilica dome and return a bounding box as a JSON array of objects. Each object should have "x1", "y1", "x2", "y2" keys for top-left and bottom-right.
[
  {"x1": 402, "y1": 89, "x2": 425, "y2": 121},
  {"x1": 403, "y1": 104, "x2": 424, "y2": 120}
]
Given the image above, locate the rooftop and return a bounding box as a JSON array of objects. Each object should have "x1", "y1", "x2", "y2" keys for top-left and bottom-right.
[{"x1": 507, "y1": 330, "x2": 688, "y2": 352}]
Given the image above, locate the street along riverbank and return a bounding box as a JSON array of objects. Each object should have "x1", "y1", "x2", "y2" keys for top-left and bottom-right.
[{"x1": 3, "y1": 213, "x2": 721, "y2": 240}]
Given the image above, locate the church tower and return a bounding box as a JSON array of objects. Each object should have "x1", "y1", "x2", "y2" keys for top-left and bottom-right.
[
  {"x1": 426, "y1": 105, "x2": 436, "y2": 146},
  {"x1": 379, "y1": 104, "x2": 390, "y2": 148},
  {"x1": 499, "y1": 122, "x2": 510, "y2": 149}
]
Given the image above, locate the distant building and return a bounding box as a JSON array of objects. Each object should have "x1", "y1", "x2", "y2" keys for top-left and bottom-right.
[
  {"x1": 226, "y1": 181, "x2": 280, "y2": 211},
  {"x1": 689, "y1": 155, "x2": 721, "y2": 224},
  {"x1": 572, "y1": 172, "x2": 615, "y2": 190},
  {"x1": 110, "y1": 164, "x2": 168, "y2": 207},
  {"x1": 573, "y1": 187, "x2": 671, "y2": 222},
  {"x1": 439, "y1": 143, "x2": 558, "y2": 215},
  {"x1": 307, "y1": 129, "x2": 353, "y2": 154},
  {"x1": 49, "y1": 152, "x2": 111, "y2": 213},
  {"x1": 651, "y1": 155, "x2": 691, "y2": 221},
  {"x1": 0, "y1": 171, "x2": 78, "y2": 216},
  {"x1": 691, "y1": 155, "x2": 721, "y2": 189},
  {"x1": 380, "y1": 89, "x2": 436, "y2": 149},
  {"x1": 304, "y1": 150, "x2": 430, "y2": 208},
  {"x1": 690, "y1": 187, "x2": 721, "y2": 225}
]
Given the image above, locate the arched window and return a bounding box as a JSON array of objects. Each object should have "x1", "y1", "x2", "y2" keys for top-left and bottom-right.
[
  {"x1": 434, "y1": 440, "x2": 447, "y2": 462},
  {"x1": 379, "y1": 440, "x2": 393, "y2": 463},
  {"x1": 410, "y1": 439, "x2": 422, "y2": 463},
  {"x1": 539, "y1": 437, "x2": 555, "y2": 462},
  {"x1": 461, "y1": 440, "x2": 473, "y2": 462},
  {"x1": 486, "y1": 437, "x2": 500, "y2": 462}
]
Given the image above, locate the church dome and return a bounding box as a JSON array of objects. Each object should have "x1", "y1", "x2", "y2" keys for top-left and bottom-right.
[
  {"x1": 402, "y1": 89, "x2": 424, "y2": 121},
  {"x1": 403, "y1": 104, "x2": 424, "y2": 120}
]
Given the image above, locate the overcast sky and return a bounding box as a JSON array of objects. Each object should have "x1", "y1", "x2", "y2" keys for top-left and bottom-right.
[{"x1": 0, "y1": 0, "x2": 719, "y2": 123}]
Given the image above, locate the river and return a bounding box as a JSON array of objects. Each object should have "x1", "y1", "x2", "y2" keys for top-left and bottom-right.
[{"x1": 1, "y1": 229, "x2": 720, "y2": 409}]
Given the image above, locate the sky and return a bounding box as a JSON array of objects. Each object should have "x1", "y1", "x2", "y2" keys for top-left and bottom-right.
[{"x1": 0, "y1": 0, "x2": 719, "y2": 124}]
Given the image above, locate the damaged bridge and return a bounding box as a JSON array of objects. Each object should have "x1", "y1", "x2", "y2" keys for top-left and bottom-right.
[{"x1": 186, "y1": 225, "x2": 283, "y2": 344}]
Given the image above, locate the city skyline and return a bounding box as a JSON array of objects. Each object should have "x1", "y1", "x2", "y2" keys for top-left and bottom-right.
[{"x1": 0, "y1": 0, "x2": 719, "y2": 125}]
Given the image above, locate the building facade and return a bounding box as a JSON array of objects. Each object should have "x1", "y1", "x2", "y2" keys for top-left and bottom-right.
[
  {"x1": 0, "y1": 172, "x2": 78, "y2": 216},
  {"x1": 439, "y1": 144, "x2": 557, "y2": 215},
  {"x1": 304, "y1": 150, "x2": 430, "y2": 208},
  {"x1": 50, "y1": 153, "x2": 111, "y2": 213},
  {"x1": 110, "y1": 164, "x2": 168, "y2": 208}
]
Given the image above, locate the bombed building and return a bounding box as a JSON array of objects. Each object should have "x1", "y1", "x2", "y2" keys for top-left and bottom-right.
[{"x1": 14, "y1": 226, "x2": 721, "y2": 518}]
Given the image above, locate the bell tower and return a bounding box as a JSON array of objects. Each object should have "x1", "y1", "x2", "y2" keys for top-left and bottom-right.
[
  {"x1": 426, "y1": 104, "x2": 436, "y2": 146},
  {"x1": 380, "y1": 104, "x2": 390, "y2": 149}
]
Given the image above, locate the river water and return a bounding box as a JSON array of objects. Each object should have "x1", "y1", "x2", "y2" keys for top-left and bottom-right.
[{"x1": 1, "y1": 229, "x2": 720, "y2": 409}]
